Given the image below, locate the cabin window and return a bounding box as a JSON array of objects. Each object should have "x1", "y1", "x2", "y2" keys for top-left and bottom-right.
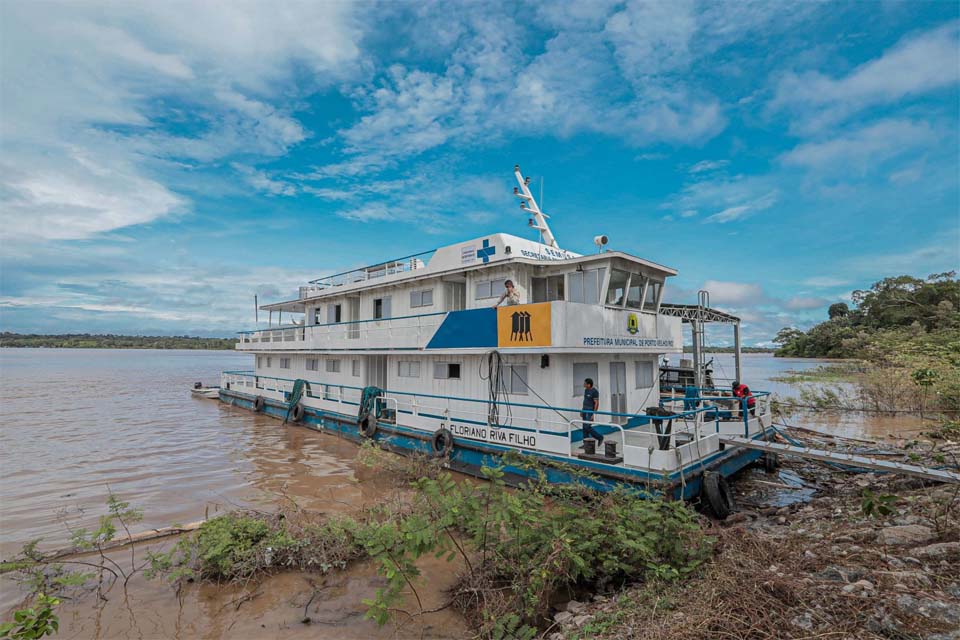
[
  {"x1": 626, "y1": 275, "x2": 648, "y2": 310},
  {"x1": 531, "y1": 275, "x2": 564, "y2": 302},
  {"x1": 568, "y1": 268, "x2": 604, "y2": 304},
  {"x1": 505, "y1": 364, "x2": 528, "y2": 395},
  {"x1": 280, "y1": 357, "x2": 291, "y2": 369},
  {"x1": 644, "y1": 282, "x2": 662, "y2": 312},
  {"x1": 572, "y1": 362, "x2": 598, "y2": 396},
  {"x1": 474, "y1": 279, "x2": 506, "y2": 300},
  {"x1": 605, "y1": 269, "x2": 631, "y2": 307},
  {"x1": 257, "y1": 356, "x2": 263, "y2": 368},
  {"x1": 327, "y1": 304, "x2": 342, "y2": 323},
  {"x1": 635, "y1": 360, "x2": 655, "y2": 389},
  {"x1": 373, "y1": 296, "x2": 392, "y2": 319},
  {"x1": 397, "y1": 361, "x2": 421, "y2": 378},
  {"x1": 266, "y1": 357, "x2": 272, "y2": 368},
  {"x1": 306, "y1": 358, "x2": 319, "y2": 371},
  {"x1": 325, "y1": 359, "x2": 341, "y2": 373},
  {"x1": 434, "y1": 362, "x2": 461, "y2": 380},
  {"x1": 351, "y1": 359, "x2": 360, "y2": 377},
  {"x1": 410, "y1": 289, "x2": 434, "y2": 308}
]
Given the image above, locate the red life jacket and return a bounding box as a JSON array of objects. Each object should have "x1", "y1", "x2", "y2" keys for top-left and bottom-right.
[{"x1": 733, "y1": 384, "x2": 756, "y2": 408}]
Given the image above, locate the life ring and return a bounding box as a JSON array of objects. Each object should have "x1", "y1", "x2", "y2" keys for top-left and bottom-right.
[
  {"x1": 290, "y1": 403, "x2": 306, "y2": 423},
  {"x1": 359, "y1": 415, "x2": 378, "y2": 438},
  {"x1": 253, "y1": 396, "x2": 265, "y2": 412},
  {"x1": 431, "y1": 428, "x2": 454, "y2": 457},
  {"x1": 763, "y1": 452, "x2": 780, "y2": 473},
  {"x1": 701, "y1": 471, "x2": 735, "y2": 520}
]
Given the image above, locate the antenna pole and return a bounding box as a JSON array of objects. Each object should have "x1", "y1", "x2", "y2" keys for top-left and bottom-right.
[
  {"x1": 513, "y1": 165, "x2": 559, "y2": 248},
  {"x1": 255, "y1": 295, "x2": 258, "y2": 324}
]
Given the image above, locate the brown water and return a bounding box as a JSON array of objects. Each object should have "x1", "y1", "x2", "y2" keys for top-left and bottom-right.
[{"x1": 0, "y1": 349, "x2": 923, "y2": 638}]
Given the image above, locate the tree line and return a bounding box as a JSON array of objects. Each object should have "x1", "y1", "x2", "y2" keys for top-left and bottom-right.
[
  {"x1": 773, "y1": 272, "x2": 959, "y2": 359},
  {"x1": 0, "y1": 333, "x2": 236, "y2": 350}
]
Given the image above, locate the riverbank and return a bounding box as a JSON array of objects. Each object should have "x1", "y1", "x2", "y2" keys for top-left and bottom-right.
[
  {"x1": 0, "y1": 333, "x2": 235, "y2": 349},
  {"x1": 4, "y1": 427, "x2": 958, "y2": 640}
]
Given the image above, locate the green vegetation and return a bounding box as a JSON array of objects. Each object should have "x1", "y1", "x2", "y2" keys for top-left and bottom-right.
[
  {"x1": 773, "y1": 273, "x2": 960, "y2": 415},
  {"x1": 773, "y1": 272, "x2": 958, "y2": 359},
  {"x1": 0, "y1": 595, "x2": 59, "y2": 640},
  {"x1": 146, "y1": 451, "x2": 710, "y2": 638},
  {"x1": 0, "y1": 333, "x2": 235, "y2": 349}
]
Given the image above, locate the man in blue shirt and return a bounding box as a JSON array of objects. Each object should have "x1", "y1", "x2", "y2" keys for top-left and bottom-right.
[{"x1": 580, "y1": 378, "x2": 603, "y2": 445}]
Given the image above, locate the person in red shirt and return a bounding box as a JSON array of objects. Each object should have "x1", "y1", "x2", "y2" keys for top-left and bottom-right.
[{"x1": 732, "y1": 380, "x2": 756, "y2": 416}]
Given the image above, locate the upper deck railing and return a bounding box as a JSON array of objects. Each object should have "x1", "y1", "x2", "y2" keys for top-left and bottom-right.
[{"x1": 299, "y1": 250, "x2": 437, "y2": 298}]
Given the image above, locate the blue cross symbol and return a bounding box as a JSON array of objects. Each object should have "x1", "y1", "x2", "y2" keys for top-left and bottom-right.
[{"x1": 476, "y1": 239, "x2": 496, "y2": 263}]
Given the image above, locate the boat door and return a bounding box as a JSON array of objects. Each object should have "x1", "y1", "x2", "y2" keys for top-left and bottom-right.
[
  {"x1": 609, "y1": 361, "x2": 627, "y2": 423},
  {"x1": 367, "y1": 355, "x2": 387, "y2": 389}
]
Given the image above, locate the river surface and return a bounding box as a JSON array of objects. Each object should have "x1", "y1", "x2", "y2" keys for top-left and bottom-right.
[{"x1": 0, "y1": 349, "x2": 922, "y2": 638}]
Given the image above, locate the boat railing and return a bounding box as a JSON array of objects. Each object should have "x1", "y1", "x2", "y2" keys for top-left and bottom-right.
[
  {"x1": 659, "y1": 391, "x2": 771, "y2": 437},
  {"x1": 237, "y1": 312, "x2": 448, "y2": 348},
  {"x1": 221, "y1": 371, "x2": 738, "y2": 466},
  {"x1": 303, "y1": 249, "x2": 437, "y2": 293}
]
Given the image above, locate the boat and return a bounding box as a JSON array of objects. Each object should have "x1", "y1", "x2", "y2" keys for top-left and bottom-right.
[
  {"x1": 218, "y1": 165, "x2": 775, "y2": 509},
  {"x1": 191, "y1": 383, "x2": 221, "y2": 399}
]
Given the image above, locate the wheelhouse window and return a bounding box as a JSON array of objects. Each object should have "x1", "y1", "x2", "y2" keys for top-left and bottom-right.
[
  {"x1": 644, "y1": 281, "x2": 662, "y2": 312},
  {"x1": 572, "y1": 362, "x2": 598, "y2": 396},
  {"x1": 505, "y1": 364, "x2": 528, "y2": 395},
  {"x1": 531, "y1": 275, "x2": 564, "y2": 302},
  {"x1": 568, "y1": 268, "x2": 604, "y2": 304},
  {"x1": 605, "y1": 269, "x2": 630, "y2": 306},
  {"x1": 397, "y1": 361, "x2": 421, "y2": 378},
  {"x1": 410, "y1": 289, "x2": 434, "y2": 308},
  {"x1": 325, "y1": 359, "x2": 341, "y2": 373},
  {"x1": 433, "y1": 362, "x2": 461, "y2": 380},
  {"x1": 327, "y1": 304, "x2": 342, "y2": 323},
  {"x1": 373, "y1": 296, "x2": 392, "y2": 319},
  {"x1": 626, "y1": 275, "x2": 648, "y2": 309},
  {"x1": 306, "y1": 358, "x2": 318, "y2": 371}
]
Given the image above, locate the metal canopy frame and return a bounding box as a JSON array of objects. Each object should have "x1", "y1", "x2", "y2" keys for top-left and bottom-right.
[{"x1": 660, "y1": 292, "x2": 743, "y2": 387}]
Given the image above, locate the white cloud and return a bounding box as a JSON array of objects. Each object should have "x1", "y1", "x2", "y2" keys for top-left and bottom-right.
[
  {"x1": 784, "y1": 296, "x2": 828, "y2": 310},
  {"x1": 232, "y1": 164, "x2": 297, "y2": 197},
  {"x1": 702, "y1": 280, "x2": 765, "y2": 304},
  {"x1": 772, "y1": 21, "x2": 960, "y2": 131},
  {"x1": 689, "y1": 160, "x2": 729, "y2": 173},
  {"x1": 780, "y1": 119, "x2": 938, "y2": 170},
  {"x1": 0, "y1": 1, "x2": 364, "y2": 241}
]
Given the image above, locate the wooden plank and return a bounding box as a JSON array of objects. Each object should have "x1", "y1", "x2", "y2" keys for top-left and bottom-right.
[{"x1": 719, "y1": 436, "x2": 960, "y2": 484}]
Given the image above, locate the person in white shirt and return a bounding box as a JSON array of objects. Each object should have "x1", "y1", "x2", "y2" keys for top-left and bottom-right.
[{"x1": 493, "y1": 280, "x2": 522, "y2": 307}]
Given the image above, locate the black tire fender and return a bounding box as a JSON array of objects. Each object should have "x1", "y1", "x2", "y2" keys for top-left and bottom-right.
[
  {"x1": 359, "y1": 415, "x2": 378, "y2": 438},
  {"x1": 253, "y1": 396, "x2": 265, "y2": 412},
  {"x1": 431, "y1": 428, "x2": 454, "y2": 457},
  {"x1": 702, "y1": 471, "x2": 735, "y2": 520},
  {"x1": 290, "y1": 403, "x2": 305, "y2": 423}
]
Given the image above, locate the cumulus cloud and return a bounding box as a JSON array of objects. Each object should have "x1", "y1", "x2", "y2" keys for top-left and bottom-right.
[
  {"x1": 701, "y1": 280, "x2": 765, "y2": 304},
  {"x1": 772, "y1": 21, "x2": 960, "y2": 131},
  {"x1": 780, "y1": 119, "x2": 938, "y2": 171},
  {"x1": 784, "y1": 296, "x2": 829, "y2": 310},
  {"x1": 0, "y1": 1, "x2": 364, "y2": 241}
]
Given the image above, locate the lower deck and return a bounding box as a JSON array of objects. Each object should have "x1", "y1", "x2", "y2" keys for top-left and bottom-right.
[{"x1": 221, "y1": 366, "x2": 773, "y2": 480}]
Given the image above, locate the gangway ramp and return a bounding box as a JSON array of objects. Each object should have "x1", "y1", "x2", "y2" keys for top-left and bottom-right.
[{"x1": 719, "y1": 436, "x2": 960, "y2": 484}]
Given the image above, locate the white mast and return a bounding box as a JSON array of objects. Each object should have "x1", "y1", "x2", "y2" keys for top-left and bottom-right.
[{"x1": 513, "y1": 164, "x2": 559, "y2": 249}]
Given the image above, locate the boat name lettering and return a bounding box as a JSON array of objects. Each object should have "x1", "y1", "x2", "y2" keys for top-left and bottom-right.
[
  {"x1": 519, "y1": 248, "x2": 573, "y2": 261},
  {"x1": 445, "y1": 423, "x2": 537, "y2": 448},
  {"x1": 582, "y1": 337, "x2": 675, "y2": 347}
]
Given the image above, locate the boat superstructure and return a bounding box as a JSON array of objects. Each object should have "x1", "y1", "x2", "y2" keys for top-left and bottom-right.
[{"x1": 220, "y1": 166, "x2": 774, "y2": 502}]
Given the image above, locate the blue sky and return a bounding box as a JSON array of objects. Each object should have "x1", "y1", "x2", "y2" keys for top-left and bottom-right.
[{"x1": 1, "y1": 1, "x2": 958, "y2": 345}]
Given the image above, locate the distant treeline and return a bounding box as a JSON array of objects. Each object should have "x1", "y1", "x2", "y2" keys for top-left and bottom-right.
[
  {"x1": 0, "y1": 333, "x2": 236, "y2": 350},
  {"x1": 683, "y1": 346, "x2": 774, "y2": 354}
]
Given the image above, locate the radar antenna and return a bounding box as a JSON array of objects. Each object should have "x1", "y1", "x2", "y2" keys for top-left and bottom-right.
[{"x1": 512, "y1": 164, "x2": 559, "y2": 249}]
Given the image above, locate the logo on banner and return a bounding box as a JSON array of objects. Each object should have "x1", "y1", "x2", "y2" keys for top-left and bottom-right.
[
  {"x1": 627, "y1": 313, "x2": 639, "y2": 335},
  {"x1": 497, "y1": 303, "x2": 551, "y2": 347}
]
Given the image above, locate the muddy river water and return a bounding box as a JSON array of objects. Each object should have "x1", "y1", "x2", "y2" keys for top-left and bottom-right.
[{"x1": 0, "y1": 349, "x2": 923, "y2": 638}]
